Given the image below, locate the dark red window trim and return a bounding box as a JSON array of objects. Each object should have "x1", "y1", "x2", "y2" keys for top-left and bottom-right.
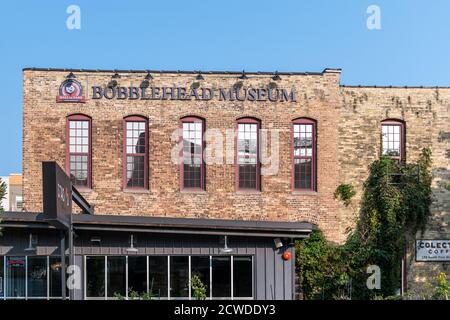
[
  {"x1": 381, "y1": 119, "x2": 406, "y2": 163},
  {"x1": 66, "y1": 114, "x2": 92, "y2": 189},
  {"x1": 180, "y1": 116, "x2": 206, "y2": 191},
  {"x1": 123, "y1": 115, "x2": 149, "y2": 190},
  {"x1": 235, "y1": 117, "x2": 261, "y2": 191},
  {"x1": 292, "y1": 118, "x2": 317, "y2": 191}
]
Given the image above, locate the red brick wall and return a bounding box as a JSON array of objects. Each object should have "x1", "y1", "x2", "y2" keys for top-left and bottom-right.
[{"x1": 23, "y1": 69, "x2": 343, "y2": 241}]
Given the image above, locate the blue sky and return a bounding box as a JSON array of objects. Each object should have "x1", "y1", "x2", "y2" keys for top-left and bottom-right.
[{"x1": 0, "y1": 0, "x2": 449, "y2": 175}]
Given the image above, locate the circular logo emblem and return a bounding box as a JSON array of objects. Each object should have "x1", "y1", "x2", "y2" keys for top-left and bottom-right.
[
  {"x1": 59, "y1": 79, "x2": 82, "y2": 97},
  {"x1": 57, "y1": 78, "x2": 85, "y2": 102}
]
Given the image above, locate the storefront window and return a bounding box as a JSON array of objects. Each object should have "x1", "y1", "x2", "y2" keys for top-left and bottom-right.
[
  {"x1": 86, "y1": 256, "x2": 105, "y2": 298},
  {"x1": 212, "y1": 256, "x2": 231, "y2": 298},
  {"x1": 107, "y1": 256, "x2": 126, "y2": 298},
  {"x1": 27, "y1": 256, "x2": 47, "y2": 298},
  {"x1": 0, "y1": 257, "x2": 4, "y2": 298},
  {"x1": 49, "y1": 257, "x2": 62, "y2": 298},
  {"x1": 148, "y1": 256, "x2": 168, "y2": 298},
  {"x1": 233, "y1": 256, "x2": 253, "y2": 298},
  {"x1": 191, "y1": 256, "x2": 210, "y2": 297},
  {"x1": 170, "y1": 256, "x2": 189, "y2": 298},
  {"x1": 6, "y1": 256, "x2": 26, "y2": 298},
  {"x1": 128, "y1": 256, "x2": 147, "y2": 295}
]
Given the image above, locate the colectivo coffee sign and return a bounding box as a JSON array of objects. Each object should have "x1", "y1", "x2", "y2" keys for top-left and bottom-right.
[
  {"x1": 416, "y1": 240, "x2": 450, "y2": 262},
  {"x1": 56, "y1": 79, "x2": 297, "y2": 103}
]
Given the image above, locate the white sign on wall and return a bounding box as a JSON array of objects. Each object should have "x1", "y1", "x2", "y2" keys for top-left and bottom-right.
[{"x1": 416, "y1": 240, "x2": 450, "y2": 262}]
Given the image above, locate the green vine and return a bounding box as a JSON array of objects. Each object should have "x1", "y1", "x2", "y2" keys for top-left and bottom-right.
[
  {"x1": 334, "y1": 184, "x2": 356, "y2": 207},
  {"x1": 297, "y1": 148, "x2": 433, "y2": 299}
]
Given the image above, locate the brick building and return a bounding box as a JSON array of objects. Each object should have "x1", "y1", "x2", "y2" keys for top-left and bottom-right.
[{"x1": 0, "y1": 67, "x2": 448, "y2": 299}]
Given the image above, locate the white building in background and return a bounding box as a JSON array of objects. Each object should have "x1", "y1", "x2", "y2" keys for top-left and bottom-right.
[{"x1": 0, "y1": 174, "x2": 22, "y2": 211}]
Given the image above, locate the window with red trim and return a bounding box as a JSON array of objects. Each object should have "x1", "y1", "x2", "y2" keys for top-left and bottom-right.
[
  {"x1": 181, "y1": 117, "x2": 205, "y2": 190},
  {"x1": 123, "y1": 116, "x2": 148, "y2": 189},
  {"x1": 236, "y1": 118, "x2": 260, "y2": 190},
  {"x1": 67, "y1": 114, "x2": 91, "y2": 188},
  {"x1": 381, "y1": 120, "x2": 405, "y2": 162},
  {"x1": 293, "y1": 118, "x2": 316, "y2": 191}
]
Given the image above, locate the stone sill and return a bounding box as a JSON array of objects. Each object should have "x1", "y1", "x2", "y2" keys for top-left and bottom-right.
[
  {"x1": 122, "y1": 189, "x2": 150, "y2": 194},
  {"x1": 291, "y1": 191, "x2": 319, "y2": 196},
  {"x1": 235, "y1": 190, "x2": 262, "y2": 195},
  {"x1": 180, "y1": 189, "x2": 207, "y2": 195}
]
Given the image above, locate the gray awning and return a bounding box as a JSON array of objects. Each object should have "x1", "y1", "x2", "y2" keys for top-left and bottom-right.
[{"x1": 0, "y1": 211, "x2": 315, "y2": 238}]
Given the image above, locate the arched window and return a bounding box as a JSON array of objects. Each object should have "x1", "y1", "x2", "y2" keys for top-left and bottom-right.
[
  {"x1": 66, "y1": 114, "x2": 92, "y2": 188},
  {"x1": 292, "y1": 118, "x2": 316, "y2": 191},
  {"x1": 180, "y1": 116, "x2": 205, "y2": 190},
  {"x1": 236, "y1": 117, "x2": 260, "y2": 191},
  {"x1": 123, "y1": 116, "x2": 149, "y2": 189},
  {"x1": 381, "y1": 119, "x2": 405, "y2": 162}
]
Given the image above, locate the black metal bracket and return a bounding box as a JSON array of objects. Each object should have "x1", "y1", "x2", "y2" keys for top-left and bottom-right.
[{"x1": 72, "y1": 186, "x2": 94, "y2": 215}]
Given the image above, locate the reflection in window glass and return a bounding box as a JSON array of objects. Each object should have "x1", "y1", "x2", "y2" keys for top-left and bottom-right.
[
  {"x1": 191, "y1": 256, "x2": 210, "y2": 297},
  {"x1": 149, "y1": 256, "x2": 168, "y2": 298},
  {"x1": 125, "y1": 121, "x2": 147, "y2": 188},
  {"x1": 0, "y1": 257, "x2": 4, "y2": 298},
  {"x1": 182, "y1": 121, "x2": 204, "y2": 189},
  {"x1": 170, "y1": 256, "x2": 189, "y2": 298},
  {"x1": 86, "y1": 256, "x2": 105, "y2": 298},
  {"x1": 107, "y1": 256, "x2": 126, "y2": 297},
  {"x1": 212, "y1": 256, "x2": 231, "y2": 298},
  {"x1": 6, "y1": 256, "x2": 26, "y2": 298},
  {"x1": 293, "y1": 122, "x2": 315, "y2": 190},
  {"x1": 49, "y1": 257, "x2": 62, "y2": 298},
  {"x1": 233, "y1": 257, "x2": 253, "y2": 298},
  {"x1": 128, "y1": 256, "x2": 147, "y2": 295},
  {"x1": 237, "y1": 123, "x2": 258, "y2": 189},
  {"x1": 27, "y1": 256, "x2": 47, "y2": 298},
  {"x1": 68, "y1": 119, "x2": 90, "y2": 187},
  {"x1": 382, "y1": 124, "x2": 403, "y2": 161}
]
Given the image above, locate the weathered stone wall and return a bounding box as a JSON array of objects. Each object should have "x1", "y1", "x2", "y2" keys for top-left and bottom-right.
[
  {"x1": 338, "y1": 86, "x2": 450, "y2": 292},
  {"x1": 23, "y1": 69, "x2": 343, "y2": 241}
]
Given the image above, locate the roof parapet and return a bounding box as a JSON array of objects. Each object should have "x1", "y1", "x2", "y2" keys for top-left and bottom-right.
[{"x1": 323, "y1": 68, "x2": 342, "y2": 74}]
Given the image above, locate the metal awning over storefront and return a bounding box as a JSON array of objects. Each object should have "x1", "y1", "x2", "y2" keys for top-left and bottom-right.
[{"x1": 0, "y1": 211, "x2": 315, "y2": 239}]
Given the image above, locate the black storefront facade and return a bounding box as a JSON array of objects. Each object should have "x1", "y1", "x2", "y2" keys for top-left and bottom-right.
[{"x1": 0, "y1": 210, "x2": 313, "y2": 300}]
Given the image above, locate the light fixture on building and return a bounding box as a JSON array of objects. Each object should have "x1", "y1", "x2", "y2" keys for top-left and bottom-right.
[
  {"x1": 108, "y1": 71, "x2": 121, "y2": 88},
  {"x1": 140, "y1": 72, "x2": 153, "y2": 88},
  {"x1": 220, "y1": 235, "x2": 234, "y2": 254},
  {"x1": 145, "y1": 71, "x2": 153, "y2": 81},
  {"x1": 287, "y1": 238, "x2": 295, "y2": 247},
  {"x1": 108, "y1": 80, "x2": 118, "y2": 88},
  {"x1": 126, "y1": 234, "x2": 138, "y2": 253},
  {"x1": 90, "y1": 236, "x2": 101, "y2": 246},
  {"x1": 272, "y1": 71, "x2": 281, "y2": 81},
  {"x1": 24, "y1": 233, "x2": 37, "y2": 252},
  {"x1": 66, "y1": 72, "x2": 76, "y2": 79},
  {"x1": 273, "y1": 238, "x2": 283, "y2": 249},
  {"x1": 239, "y1": 70, "x2": 248, "y2": 80},
  {"x1": 196, "y1": 72, "x2": 204, "y2": 81}
]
